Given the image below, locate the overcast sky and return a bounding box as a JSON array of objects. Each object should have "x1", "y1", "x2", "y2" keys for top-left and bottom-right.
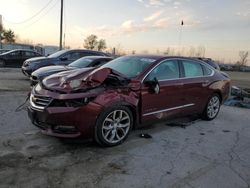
[{"x1": 0, "y1": 0, "x2": 250, "y2": 62}]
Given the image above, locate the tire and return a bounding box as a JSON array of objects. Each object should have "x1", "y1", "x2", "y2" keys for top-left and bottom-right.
[
  {"x1": 94, "y1": 105, "x2": 133, "y2": 147},
  {"x1": 0, "y1": 59, "x2": 5, "y2": 67},
  {"x1": 202, "y1": 93, "x2": 221, "y2": 121}
]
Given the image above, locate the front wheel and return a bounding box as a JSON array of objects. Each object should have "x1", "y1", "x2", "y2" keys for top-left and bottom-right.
[
  {"x1": 95, "y1": 106, "x2": 133, "y2": 146},
  {"x1": 202, "y1": 94, "x2": 221, "y2": 121},
  {"x1": 0, "y1": 60, "x2": 6, "y2": 67}
]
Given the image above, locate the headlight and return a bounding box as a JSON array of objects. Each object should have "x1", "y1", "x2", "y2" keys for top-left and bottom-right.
[{"x1": 69, "y1": 80, "x2": 82, "y2": 89}]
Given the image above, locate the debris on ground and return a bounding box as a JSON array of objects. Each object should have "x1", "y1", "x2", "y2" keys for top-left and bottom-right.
[
  {"x1": 139, "y1": 133, "x2": 152, "y2": 139},
  {"x1": 224, "y1": 86, "x2": 250, "y2": 109}
]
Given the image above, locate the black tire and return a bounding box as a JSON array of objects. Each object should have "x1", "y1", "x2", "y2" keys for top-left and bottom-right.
[
  {"x1": 202, "y1": 93, "x2": 221, "y2": 121},
  {"x1": 0, "y1": 59, "x2": 5, "y2": 67},
  {"x1": 94, "y1": 105, "x2": 133, "y2": 147}
]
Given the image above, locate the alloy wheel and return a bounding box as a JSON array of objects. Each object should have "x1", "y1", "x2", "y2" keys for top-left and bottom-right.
[
  {"x1": 101, "y1": 110, "x2": 131, "y2": 144},
  {"x1": 207, "y1": 96, "x2": 220, "y2": 119}
]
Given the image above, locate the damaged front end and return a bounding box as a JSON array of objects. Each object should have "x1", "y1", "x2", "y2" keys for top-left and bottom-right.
[{"x1": 28, "y1": 67, "x2": 140, "y2": 139}]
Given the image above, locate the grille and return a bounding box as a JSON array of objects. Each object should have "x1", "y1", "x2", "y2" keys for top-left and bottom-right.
[{"x1": 30, "y1": 94, "x2": 52, "y2": 110}]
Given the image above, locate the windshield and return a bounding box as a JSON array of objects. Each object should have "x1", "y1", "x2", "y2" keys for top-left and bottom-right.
[
  {"x1": 48, "y1": 50, "x2": 68, "y2": 58},
  {"x1": 100, "y1": 56, "x2": 156, "y2": 78},
  {"x1": 68, "y1": 58, "x2": 93, "y2": 68}
]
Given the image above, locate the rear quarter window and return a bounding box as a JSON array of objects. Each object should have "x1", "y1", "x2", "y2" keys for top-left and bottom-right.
[
  {"x1": 202, "y1": 65, "x2": 213, "y2": 76},
  {"x1": 182, "y1": 60, "x2": 203, "y2": 78}
]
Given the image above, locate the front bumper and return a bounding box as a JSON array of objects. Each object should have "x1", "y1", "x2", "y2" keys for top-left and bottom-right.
[
  {"x1": 22, "y1": 66, "x2": 32, "y2": 77},
  {"x1": 30, "y1": 77, "x2": 38, "y2": 86},
  {"x1": 28, "y1": 95, "x2": 103, "y2": 139}
]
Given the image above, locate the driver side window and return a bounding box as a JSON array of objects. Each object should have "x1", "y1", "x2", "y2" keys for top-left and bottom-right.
[{"x1": 146, "y1": 60, "x2": 180, "y2": 81}]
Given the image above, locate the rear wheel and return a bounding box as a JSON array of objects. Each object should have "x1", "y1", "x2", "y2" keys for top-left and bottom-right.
[
  {"x1": 0, "y1": 60, "x2": 5, "y2": 67},
  {"x1": 202, "y1": 94, "x2": 221, "y2": 121},
  {"x1": 95, "y1": 106, "x2": 133, "y2": 146}
]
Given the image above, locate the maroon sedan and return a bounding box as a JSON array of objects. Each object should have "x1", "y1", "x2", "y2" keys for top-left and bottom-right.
[{"x1": 28, "y1": 55, "x2": 230, "y2": 146}]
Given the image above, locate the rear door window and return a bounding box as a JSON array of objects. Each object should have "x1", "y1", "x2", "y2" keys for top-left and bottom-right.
[
  {"x1": 182, "y1": 60, "x2": 203, "y2": 78},
  {"x1": 146, "y1": 60, "x2": 180, "y2": 81}
]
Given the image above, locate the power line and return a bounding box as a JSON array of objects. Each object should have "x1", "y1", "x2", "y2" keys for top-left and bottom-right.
[
  {"x1": 3, "y1": 0, "x2": 55, "y2": 24},
  {"x1": 17, "y1": 0, "x2": 59, "y2": 30}
]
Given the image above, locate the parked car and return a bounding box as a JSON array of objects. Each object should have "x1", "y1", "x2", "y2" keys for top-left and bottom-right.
[
  {"x1": 28, "y1": 55, "x2": 231, "y2": 146},
  {"x1": 0, "y1": 49, "x2": 10, "y2": 54},
  {"x1": 22, "y1": 49, "x2": 109, "y2": 77},
  {"x1": 195, "y1": 57, "x2": 220, "y2": 70},
  {"x1": 30, "y1": 56, "x2": 113, "y2": 86},
  {"x1": 0, "y1": 49, "x2": 42, "y2": 67}
]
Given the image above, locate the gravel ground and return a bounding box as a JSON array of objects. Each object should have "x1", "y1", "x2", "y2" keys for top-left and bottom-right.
[{"x1": 0, "y1": 68, "x2": 250, "y2": 188}]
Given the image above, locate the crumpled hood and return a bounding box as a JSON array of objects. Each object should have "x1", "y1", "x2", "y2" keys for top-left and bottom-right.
[
  {"x1": 41, "y1": 67, "x2": 140, "y2": 94},
  {"x1": 42, "y1": 67, "x2": 100, "y2": 92},
  {"x1": 32, "y1": 65, "x2": 76, "y2": 77}
]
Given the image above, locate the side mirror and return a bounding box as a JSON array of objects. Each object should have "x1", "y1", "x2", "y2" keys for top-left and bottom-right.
[
  {"x1": 144, "y1": 77, "x2": 160, "y2": 94},
  {"x1": 60, "y1": 57, "x2": 68, "y2": 61}
]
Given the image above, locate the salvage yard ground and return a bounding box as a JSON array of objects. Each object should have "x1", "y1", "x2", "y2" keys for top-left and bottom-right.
[{"x1": 0, "y1": 68, "x2": 250, "y2": 188}]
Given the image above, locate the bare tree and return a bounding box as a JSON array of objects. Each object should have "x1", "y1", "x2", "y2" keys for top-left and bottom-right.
[
  {"x1": 83, "y1": 34, "x2": 107, "y2": 51},
  {"x1": 83, "y1": 34, "x2": 98, "y2": 50},
  {"x1": 237, "y1": 51, "x2": 248, "y2": 67},
  {"x1": 195, "y1": 46, "x2": 206, "y2": 57},
  {"x1": 3, "y1": 29, "x2": 15, "y2": 43},
  {"x1": 163, "y1": 47, "x2": 170, "y2": 55},
  {"x1": 188, "y1": 46, "x2": 195, "y2": 57},
  {"x1": 97, "y1": 39, "x2": 107, "y2": 51}
]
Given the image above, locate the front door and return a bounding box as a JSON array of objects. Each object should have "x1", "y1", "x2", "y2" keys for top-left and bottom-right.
[{"x1": 141, "y1": 59, "x2": 186, "y2": 124}]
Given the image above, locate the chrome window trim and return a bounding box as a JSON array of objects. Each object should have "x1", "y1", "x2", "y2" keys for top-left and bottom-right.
[
  {"x1": 142, "y1": 103, "x2": 195, "y2": 117},
  {"x1": 142, "y1": 58, "x2": 215, "y2": 83}
]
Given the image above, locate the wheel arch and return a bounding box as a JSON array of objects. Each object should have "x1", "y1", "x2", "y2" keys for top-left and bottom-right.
[{"x1": 213, "y1": 90, "x2": 222, "y2": 102}]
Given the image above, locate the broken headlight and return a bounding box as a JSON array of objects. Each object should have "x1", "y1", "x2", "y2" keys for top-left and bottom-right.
[{"x1": 69, "y1": 79, "x2": 82, "y2": 89}]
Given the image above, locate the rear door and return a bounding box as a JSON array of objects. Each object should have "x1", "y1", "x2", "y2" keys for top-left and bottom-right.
[
  {"x1": 141, "y1": 59, "x2": 186, "y2": 123},
  {"x1": 179, "y1": 59, "x2": 208, "y2": 115}
]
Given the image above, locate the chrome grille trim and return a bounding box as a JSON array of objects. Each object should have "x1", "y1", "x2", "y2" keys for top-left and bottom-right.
[{"x1": 30, "y1": 94, "x2": 52, "y2": 110}]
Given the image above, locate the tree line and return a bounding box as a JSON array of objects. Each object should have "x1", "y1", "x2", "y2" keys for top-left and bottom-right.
[{"x1": 0, "y1": 24, "x2": 16, "y2": 43}]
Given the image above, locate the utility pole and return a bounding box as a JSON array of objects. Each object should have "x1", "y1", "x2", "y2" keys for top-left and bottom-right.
[
  {"x1": 0, "y1": 15, "x2": 3, "y2": 49},
  {"x1": 59, "y1": 0, "x2": 63, "y2": 50},
  {"x1": 178, "y1": 20, "x2": 184, "y2": 54}
]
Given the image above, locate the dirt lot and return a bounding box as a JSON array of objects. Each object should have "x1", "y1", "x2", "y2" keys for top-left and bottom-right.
[
  {"x1": 0, "y1": 68, "x2": 250, "y2": 188},
  {"x1": 225, "y1": 71, "x2": 250, "y2": 89}
]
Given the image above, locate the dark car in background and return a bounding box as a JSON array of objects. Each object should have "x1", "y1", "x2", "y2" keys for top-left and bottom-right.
[
  {"x1": 22, "y1": 49, "x2": 109, "y2": 77},
  {"x1": 0, "y1": 49, "x2": 10, "y2": 54},
  {"x1": 0, "y1": 49, "x2": 42, "y2": 67},
  {"x1": 28, "y1": 55, "x2": 230, "y2": 146},
  {"x1": 30, "y1": 56, "x2": 113, "y2": 86},
  {"x1": 196, "y1": 57, "x2": 220, "y2": 70}
]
